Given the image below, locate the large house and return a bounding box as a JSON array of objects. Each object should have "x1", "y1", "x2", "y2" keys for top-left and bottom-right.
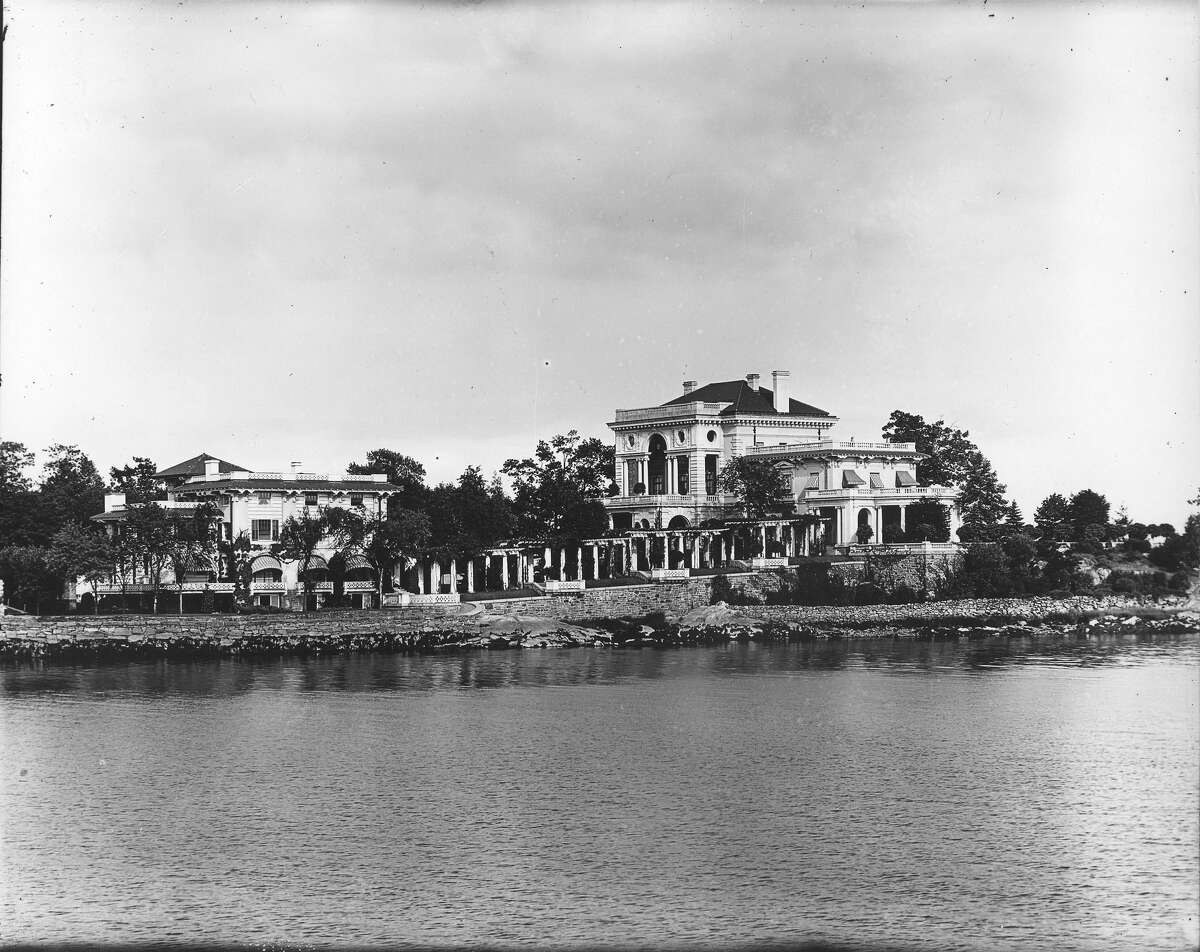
[
  {"x1": 93, "y1": 454, "x2": 401, "y2": 608},
  {"x1": 604, "y1": 371, "x2": 960, "y2": 545}
]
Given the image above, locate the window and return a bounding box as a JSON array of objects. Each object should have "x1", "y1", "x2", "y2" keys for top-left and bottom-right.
[
  {"x1": 257, "y1": 492, "x2": 272, "y2": 505},
  {"x1": 350, "y1": 493, "x2": 364, "y2": 507},
  {"x1": 251, "y1": 519, "x2": 279, "y2": 542},
  {"x1": 707, "y1": 430, "x2": 717, "y2": 443},
  {"x1": 304, "y1": 493, "x2": 318, "y2": 507},
  {"x1": 678, "y1": 463, "x2": 689, "y2": 494},
  {"x1": 676, "y1": 429, "x2": 687, "y2": 445}
]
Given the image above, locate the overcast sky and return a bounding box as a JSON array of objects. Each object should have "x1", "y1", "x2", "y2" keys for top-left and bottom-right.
[{"x1": 2, "y1": 0, "x2": 1197, "y2": 524}]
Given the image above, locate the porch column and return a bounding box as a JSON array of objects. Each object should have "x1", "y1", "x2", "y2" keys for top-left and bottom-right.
[
  {"x1": 899, "y1": 505, "x2": 907, "y2": 533},
  {"x1": 760, "y1": 524, "x2": 767, "y2": 557},
  {"x1": 448, "y1": 559, "x2": 457, "y2": 593},
  {"x1": 416, "y1": 561, "x2": 425, "y2": 595},
  {"x1": 947, "y1": 503, "x2": 961, "y2": 542},
  {"x1": 466, "y1": 558, "x2": 475, "y2": 593},
  {"x1": 691, "y1": 536, "x2": 700, "y2": 569},
  {"x1": 431, "y1": 560, "x2": 441, "y2": 594},
  {"x1": 873, "y1": 508, "x2": 882, "y2": 546},
  {"x1": 559, "y1": 546, "x2": 567, "y2": 579},
  {"x1": 576, "y1": 546, "x2": 583, "y2": 580},
  {"x1": 500, "y1": 553, "x2": 509, "y2": 590}
]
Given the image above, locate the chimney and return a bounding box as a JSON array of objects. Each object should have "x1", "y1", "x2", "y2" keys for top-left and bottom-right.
[
  {"x1": 291, "y1": 460, "x2": 303, "y2": 477},
  {"x1": 746, "y1": 373, "x2": 760, "y2": 392},
  {"x1": 771, "y1": 370, "x2": 790, "y2": 413},
  {"x1": 682, "y1": 380, "x2": 697, "y2": 395},
  {"x1": 204, "y1": 458, "x2": 220, "y2": 478}
]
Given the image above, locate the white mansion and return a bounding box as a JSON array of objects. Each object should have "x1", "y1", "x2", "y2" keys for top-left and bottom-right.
[{"x1": 604, "y1": 371, "x2": 960, "y2": 546}]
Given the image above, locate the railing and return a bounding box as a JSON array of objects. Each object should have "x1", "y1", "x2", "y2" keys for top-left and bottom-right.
[
  {"x1": 104, "y1": 500, "x2": 205, "y2": 513},
  {"x1": 92, "y1": 582, "x2": 235, "y2": 594},
  {"x1": 650, "y1": 568, "x2": 691, "y2": 580},
  {"x1": 605, "y1": 494, "x2": 731, "y2": 507},
  {"x1": 845, "y1": 542, "x2": 960, "y2": 556},
  {"x1": 743, "y1": 440, "x2": 917, "y2": 456},
  {"x1": 407, "y1": 593, "x2": 461, "y2": 605},
  {"x1": 612, "y1": 402, "x2": 728, "y2": 424},
  {"x1": 803, "y1": 486, "x2": 955, "y2": 499},
  {"x1": 750, "y1": 557, "x2": 789, "y2": 568},
  {"x1": 182, "y1": 472, "x2": 387, "y2": 485},
  {"x1": 251, "y1": 581, "x2": 285, "y2": 593},
  {"x1": 343, "y1": 581, "x2": 376, "y2": 593}
]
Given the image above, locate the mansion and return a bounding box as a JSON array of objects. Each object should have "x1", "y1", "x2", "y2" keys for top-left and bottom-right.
[
  {"x1": 604, "y1": 371, "x2": 960, "y2": 546},
  {"x1": 93, "y1": 454, "x2": 401, "y2": 608}
]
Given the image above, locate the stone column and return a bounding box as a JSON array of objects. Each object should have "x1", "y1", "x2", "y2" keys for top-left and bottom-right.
[
  {"x1": 431, "y1": 560, "x2": 441, "y2": 594},
  {"x1": 691, "y1": 536, "x2": 700, "y2": 569},
  {"x1": 466, "y1": 558, "x2": 475, "y2": 593},
  {"x1": 759, "y1": 524, "x2": 767, "y2": 558},
  {"x1": 416, "y1": 561, "x2": 425, "y2": 595},
  {"x1": 500, "y1": 554, "x2": 509, "y2": 590},
  {"x1": 448, "y1": 559, "x2": 457, "y2": 593},
  {"x1": 576, "y1": 546, "x2": 583, "y2": 581},
  {"x1": 899, "y1": 505, "x2": 907, "y2": 533}
]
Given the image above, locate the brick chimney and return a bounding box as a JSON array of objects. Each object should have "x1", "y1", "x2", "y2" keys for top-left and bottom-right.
[
  {"x1": 682, "y1": 380, "x2": 697, "y2": 395},
  {"x1": 291, "y1": 461, "x2": 303, "y2": 477},
  {"x1": 771, "y1": 370, "x2": 790, "y2": 413},
  {"x1": 746, "y1": 373, "x2": 760, "y2": 392}
]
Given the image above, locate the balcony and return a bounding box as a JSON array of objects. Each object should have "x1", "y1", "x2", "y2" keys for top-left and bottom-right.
[
  {"x1": 92, "y1": 581, "x2": 235, "y2": 594},
  {"x1": 743, "y1": 440, "x2": 917, "y2": 456},
  {"x1": 802, "y1": 486, "x2": 956, "y2": 500},
  {"x1": 604, "y1": 493, "x2": 732, "y2": 508},
  {"x1": 612, "y1": 402, "x2": 728, "y2": 424}
]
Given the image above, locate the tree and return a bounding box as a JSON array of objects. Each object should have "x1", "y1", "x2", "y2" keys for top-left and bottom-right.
[
  {"x1": 903, "y1": 498, "x2": 950, "y2": 542},
  {"x1": 502, "y1": 431, "x2": 615, "y2": 539},
  {"x1": 1034, "y1": 493, "x2": 1071, "y2": 543},
  {"x1": 218, "y1": 532, "x2": 255, "y2": 607},
  {"x1": 122, "y1": 503, "x2": 176, "y2": 613},
  {"x1": 109, "y1": 457, "x2": 163, "y2": 503},
  {"x1": 718, "y1": 457, "x2": 789, "y2": 519},
  {"x1": 424, "y1": 467, "x2": 513, "y2": 558},
  {"x1": 881, "y1": 412, "x2": 978, "y2": 487},
  {"x1": 48, "y1": 523, "x2": 114, "y2": 613},
  {"x1": 0, "y1": 442, "x2": 49, "y2": 545},
  {"x1": 339, "y1": 508, "x2": 432, "y2": 599},
  {"x1": 0, "y1": 545, "x2": 58, "y2": 613},
  {"x1": 1067, "y1": 489, "x2": 1110, "y2": 540},
  {"x1": 165, "y1": 503, "x2": 221, "y2": 614},
  {"x1": 855, "y1": 522, "x2": 874, "y2": 545},
  {"x1": 39, "y1": 444, "x2": 106, "y2": 533},
  {"x1": 274, "y1": 509, "x2": 331, "y2": 608},
  {"x1": 957, "y1": 451, "x2": 1010, "y2": 541},
  {"x1": 348, "y1": 449, "x2": 427, "y2": 510}
]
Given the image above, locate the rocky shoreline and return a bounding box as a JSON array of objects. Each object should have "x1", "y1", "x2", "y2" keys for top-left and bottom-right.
[{"x1": 1, "y1": 594, "x2": 1196, "y2": 660}]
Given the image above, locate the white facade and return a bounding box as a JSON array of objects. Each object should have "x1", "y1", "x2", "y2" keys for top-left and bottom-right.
[{"x1": 603, "y1": 371, "x2": 960, "y2": 544}]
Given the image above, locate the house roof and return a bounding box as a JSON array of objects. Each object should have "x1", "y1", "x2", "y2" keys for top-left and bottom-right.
[
  {"x1": 154, "y1": 453, "x2": 249, "y2": 480},
  {"x1": 663, "y1": 380, "x2": 833, "y2": 418},
  {"x1": 171, "y1": 477, "x2": 401, "y2": 494}
]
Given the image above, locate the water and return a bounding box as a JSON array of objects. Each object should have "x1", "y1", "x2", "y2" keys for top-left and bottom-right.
[{"x1": 2, "y1": 633, "x2": 1198, "y2": 951}]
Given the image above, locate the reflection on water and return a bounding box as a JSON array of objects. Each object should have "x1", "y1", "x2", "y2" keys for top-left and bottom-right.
[{"x1": 1, "y1": 631, "x2": 1197, "y2": 951}]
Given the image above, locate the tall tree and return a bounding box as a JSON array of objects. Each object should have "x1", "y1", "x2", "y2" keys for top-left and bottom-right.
[
  {"x1": 48, "y1": 523, "x2": 115, "y2": 614},
  {"x1": 718, "y1": 457, "x2": 789, "y2": 519},
  {"x1": 881, "y1": 412, "x2": 978, "y2": 487},
  {"x1": 1034, "y1": 493, "x2": 1071, "y2": 543},
  {"x1": 904, "y1": 498, "x2": 951, "y2": 542},
  {"x1": 0, "y1": 545, "x2": 58, "y2": 613},
  {"x1": 165, "y1": 503, "x2": 222, "y2": 613},
  {"x1": 425, "y1": 467, "x2": 513, "y2": 557},
  {"x1": 274, "y1": 509, "x2": 331, "y2": 608},
  {"x1": 327, "y1": 506, "x2": 431, "y2": 599},
  {"x1": 502, "y1": 431, "x2": 614, "y2": 539},
  {"x1": 122, "y1": 503, "x2": 176, "y2": 613},
  {"x1": 109, "y1": 457, "x2": 163, "y2": 503},
  {"x1": 347, "y1": 449, "x2": 427, "y2": 510},
  {"x1": 39, "y1": 444, "x2": 106, "y2": 533},
  {"x1": 0, "y1": 442, "x2": 48, "y2": 545},
  {"x1": 1067, "y1": 489, "x2": 1110, "y2": 540},
  {"x1": 957, "y1": 451, "x2": 1010, "y2": 541}
]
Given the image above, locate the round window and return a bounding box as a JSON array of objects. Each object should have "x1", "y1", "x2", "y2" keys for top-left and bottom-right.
[
  {"x1": 707, "y1": 430, "x2": 717, "y2": 443},
  {"x1": 676, "y1": 430, "x2": 686, "y2": 444},
  {"x1": 626, "y1": 435, "x2": 636, "y2": 447}
]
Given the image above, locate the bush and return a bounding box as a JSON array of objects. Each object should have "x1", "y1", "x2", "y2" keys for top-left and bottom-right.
[{"x1": 889, "y1": 583, "x2": 920, "y2": 604}]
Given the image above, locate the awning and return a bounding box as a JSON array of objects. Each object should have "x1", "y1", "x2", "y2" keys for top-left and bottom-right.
[
  {"x1": 297, "y1": 554, "x2": 329, "y2": 574},
  {"x1": 869, "y1": 474, "x2": 884, "y2": 490},
  {"x1": 343, "y1": 554, "x2": 375, "y2": 571},
  {"x1": 842, "y1": 471, "x2": 866, "y2": 488},
  {"x1": 896, "y1": 471, "x2": 916, "y2": 487},
  {"x1": 250, "y1": 554, "x2": 282, "y2": 573}
]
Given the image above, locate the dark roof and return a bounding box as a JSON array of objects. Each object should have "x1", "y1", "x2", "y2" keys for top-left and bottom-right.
[
  {"x1": 664, "y1": 380, "x2": 832, "y2": 417},
  {"x1": 171, "y1": 478, "x2": 400, "y2": 494},
  {"x1": 154, "y1": 453, "x2": 249, "y2": 480},
  {"x1": 91, "y1": 504, "x2": 205, "y2": 523}
]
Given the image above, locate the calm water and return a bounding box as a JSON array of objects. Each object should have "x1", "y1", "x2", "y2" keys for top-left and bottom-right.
[{"x1": 2, "y1": 633, "x2": 1198, "y2": 951}]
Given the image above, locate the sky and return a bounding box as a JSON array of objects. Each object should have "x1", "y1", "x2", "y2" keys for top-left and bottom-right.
[{"x1": 2, "y1": 0, "x2": 1197, "y2": 525}]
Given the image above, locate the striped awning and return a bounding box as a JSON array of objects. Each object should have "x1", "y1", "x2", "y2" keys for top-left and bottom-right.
[
  {"x1": 869, "y1": 474, "x2": 884, "y2": 490},
  {"x1": 343, "y1": 554, "x2": 375, "y2": 571},
  {"x1": 842, "y1": 471, "x2": 866, "y2": 488},
  {"x1": 250, "y1": 554, "x2": 282, "y2": 573},
  {"x1": 298, "y1": 554, "x2": 329, "y2": 574},
  {"x1": 896, "y1": 471, "x2": 916, "y2": 487}
]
